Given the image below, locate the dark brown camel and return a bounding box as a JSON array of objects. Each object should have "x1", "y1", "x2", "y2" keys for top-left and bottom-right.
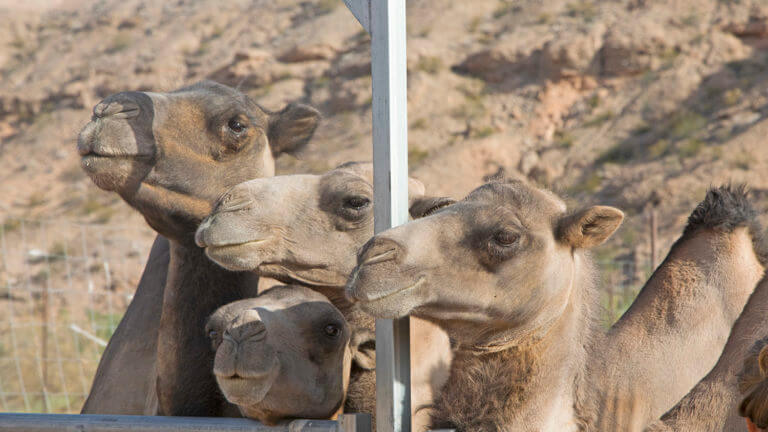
[
  {"x1": 78, "y1": 80, "x2": 319, "y2": 416},
  {"x1": 207, "y1": 285, "x2": 376, "y2": 424},
  {"x1": 347, "y1": 181, "x2": 766, "y2": 431}
]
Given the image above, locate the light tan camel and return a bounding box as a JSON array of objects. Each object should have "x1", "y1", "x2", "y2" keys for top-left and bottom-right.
[
  {"x1": 78, "y1": 80, "x2": 319, "y2": 416},
  {"x1": 194, "y1": 162, "x2": 451, "y2": 430},
  {"x1": 346, "y1": 180, "x2": 766, "y2": 431},
  {"x1": 644, "y1": 273, "x2": 768, "y2": 432},
  {"x1": 207, "y1": 285, "x2": 375, "y2": 424},
  {"x1": 592, "y1": 185, "x2": 768, "y2": 430},
  {"x1": 740, "y1": 339, "x2": 768, "y2": 432}
]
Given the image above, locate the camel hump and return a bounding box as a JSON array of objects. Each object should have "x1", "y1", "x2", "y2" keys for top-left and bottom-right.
[{"x1": 683, "y1": 184, "x2": 768, "y2": 265}]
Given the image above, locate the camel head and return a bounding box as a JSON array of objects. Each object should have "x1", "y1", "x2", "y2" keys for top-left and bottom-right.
[
  {"x1": 206, "y1": 285, "x2": 375, "y2": 424},
  {"x1": 740, "y1": 338, "x2": 768, "y2": 431},
  {"x1": 194, "y1": 162, "x2": 426, "y2": 290},
  {"x1": 346, "y1": 179, "x2": 624, "y2": 347},
  {"x1": 77, "y1": 80, "x2": 320, "y2": 242}
]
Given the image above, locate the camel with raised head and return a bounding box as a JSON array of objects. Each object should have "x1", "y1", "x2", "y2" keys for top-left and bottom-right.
[
  {"x1": 592, "y1": 185, "x2": 768, "y2": 430},
  {"x1": 346, "y1": 180, "x2": 766, "y2": 431},
  {"x1": 194, "y1": 162, "x2": 451, "y2": 430},
  {"x1": 644, "y1": 274, "x2": 768, "y2": 432},
  {"x1": 206, "y1": 285, "x2": 375, "y2": 424},
  {"x1": 78, "y1": 80, "x2": 319, "y2": 416}
]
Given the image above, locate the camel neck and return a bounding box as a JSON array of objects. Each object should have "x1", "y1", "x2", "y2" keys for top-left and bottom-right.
[
  {"x1": 431, "y1": 265, "x2": 595, "y2": 431},
  {"x1": 156, "y1": 240, "x2": 260, "y2": 416}
]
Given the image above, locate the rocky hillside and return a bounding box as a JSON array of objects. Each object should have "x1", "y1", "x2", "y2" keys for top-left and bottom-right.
[{"x1": 2, "y1": 0, "x2": 768, "y2": 281}]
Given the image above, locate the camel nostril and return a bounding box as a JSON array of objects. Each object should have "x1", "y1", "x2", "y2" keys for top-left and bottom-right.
[
  {"x1": 93, "y1": 99, "x2": 141, "y2": 119},
  {"x1": 194, "y1": 219, "x2": 211, "y2": 247},
  {"x1": 227, "y1": 310, "x2": 267, "y2": 343},
  {"x1": 358, "y1": 237, "x2": 403, "y2": 266}
]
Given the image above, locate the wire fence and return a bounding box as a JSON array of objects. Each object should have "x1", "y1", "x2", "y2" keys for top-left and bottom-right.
[
  {"x1": 0, "y1": 218, "x2": 155, "y2": 414},
  {"x1": 0, "y1": 218, "x2": 649, "y2": 414}
]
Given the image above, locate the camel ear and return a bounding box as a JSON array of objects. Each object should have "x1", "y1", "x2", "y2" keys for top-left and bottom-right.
[
  {"x1": 558, "y1": 206, "x2": 624, "y2": 249},
  {"x1": 758, "y1": 346, "x2": 768, "y2": 378},
  {"x1": 268, "y1": 103, "x2": 321, "y2": 155},
  {"x1": 409, "y1": 196, "x2": 457, "y2": 219},
  {"x1": 408, "y1": 178, "x2": 426, "y2": 201},
  {"x1": 350, "y1": 328, "x2": 376, "y2": 370}
]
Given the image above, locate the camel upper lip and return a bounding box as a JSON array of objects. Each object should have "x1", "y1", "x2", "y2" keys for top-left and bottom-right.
[
  {"x1": 361, "y1": 249, "x2": 397, "y2": 266},
  {"x1": 78, "y1": 147, "x2": 151, "y2": 158},
  {"x1": 354, "y1": 276, "x2": 426, "y2": 303}
]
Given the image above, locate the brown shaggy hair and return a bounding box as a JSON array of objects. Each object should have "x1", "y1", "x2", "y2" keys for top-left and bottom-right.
[
  {"x1": 739, "y1": 337, "x2": 768, "y2": 429},
  {"x1": 684, "y1": 184, "x2": 768, "y2": 266}
]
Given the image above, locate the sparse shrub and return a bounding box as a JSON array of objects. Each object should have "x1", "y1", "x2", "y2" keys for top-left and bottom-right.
[
  {"x1": 570, "y1": 172, "x2": 602, "y2": 194},
  {"x1": 583, "y1": 111, "x2": 614, "y2": 128},
  {"x1": 681, "y1": 13, "x2": 699, "y2": 27},
  {"x1": 415, "y1": 56, "x2": 443, "y2": 75},
  {"x1": 472, "y1": 126, "x2": 496, "y2": 138},
  {"x1": 410, "y1": 118, "x2": 427, "y2": 130},
  {"x1": 2, "y1": 218, "x2": 20, "y2": 233},
  {"x1": 468, "y1": 16, "x2": 482, "y2": 33},
  {"x1": 566, "y1": 0, "x2": 598, "y2": 21},
  {"x1": 408, "y1": 146, "x2": 429, "y2": 165},
  {"x1": 647, "y1": 139, "x2": 670, "y2": 158},
  {"x1": 317, "y1": 0, "x2": 338, "y2": 15},
  {"x1": 587, "y1": 94, "x2": 600, "y2": 109},
  {"x1": 597, "y1": 144, "x2": 634, "y2": 165},
  {"x1": 667, "y1": 110, "x2": 706, "y2": 140},
  {"x1": 554, "y1": 130, "x2": 575, "y2": 148},
  {"x1": 723, "y1": 88, "x2": 742, "y2": 107},
  {"x1": 676, "y1": 138, "x2": 706, "y2": 158},
  {"x1": 108, "y1": 32, "x2": 132, "y2": 53},
  {"x1": 537, "y1": 13, "x2": 553, "y2": 24},
  {"x1": 632, "y1": 122, "x2": 652, "y2": 136},
  {"x1": 27, "y1": 192, "x2": 47, "y2": 208},
  {"x1": 493, "y1": 1, "x2": 518, "y2": 19},
  {"x1": 731, "y1": 152, "x2": 752, "y2": 170}
]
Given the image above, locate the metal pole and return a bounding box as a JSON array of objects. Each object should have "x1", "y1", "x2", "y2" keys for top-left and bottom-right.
[
  {"x1": 370, "y1": 0, "x2": 411, "y2": 431},
  {"x1": 649, "y1": 208, "x2": 657, "y2": 271},
  {"x1": 0, "y1": 413, "x2": 341, "y2": 432}
]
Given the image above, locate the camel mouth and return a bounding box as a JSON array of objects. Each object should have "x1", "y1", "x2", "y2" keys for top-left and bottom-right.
[
  {"x1": 202, "y1": 239, "x2": 273, "y2": 271},
  {"x1": 351, "y1": 276, "x2": 426, "y2": 303},
  {"x1": 257, "y1": 263, "x2": 344, "y2": 288},
  {"x1": 215, "y1": 359, "x2": 280, "y2": 406},
  {"x1": 205, "y1": 238, "x2": 271, "y2": 249}
]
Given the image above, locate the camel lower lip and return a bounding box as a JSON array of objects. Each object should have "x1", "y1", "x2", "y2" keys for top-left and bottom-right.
[
  {"x1": 359, "y1": 276, "x2": 426, "y2": 302},
  {"x1": 206, "y1": 238, "x2": 270, "y2": 250},
  {"x1": 81, "y1": 153, "x2": 148, "y2": 160}
]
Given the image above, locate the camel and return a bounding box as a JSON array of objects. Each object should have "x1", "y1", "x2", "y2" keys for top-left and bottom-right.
[
  {"x1": 644, "y1": 274, "x2": 768, "y2": 432},
  {"x1": 194, "y1": 162, "x2": 452, "y2": 430},
  {"x1": 345, "y1": 180, "x2": 766, "y2": 431},
  {"x1": 207, "y1": 285, "x2": 375, "y2": 424},
  {"x1": 740, "y1": 340, "x2": 768, "y2": 432},
  {"x1": 77, "y1": 80, "x2": 320, "y2": 416},
  {"x1": 591, "y1": 185, "x2": 768, "y2": 430}
]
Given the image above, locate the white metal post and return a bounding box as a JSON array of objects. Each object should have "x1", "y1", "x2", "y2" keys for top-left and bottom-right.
[
  {"x1": 342, "y1": 0, "x2": 412, "y2": 431},
  {"x1": 371, "y1": 1, "x2": 411, "y2": 431}
]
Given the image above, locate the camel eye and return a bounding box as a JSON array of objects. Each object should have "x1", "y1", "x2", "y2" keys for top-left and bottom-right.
[
  {"x1": 344, "y1": 196, "x2": 370, "y2": 210},
  {"x1": 493, "y1": 230, "x2": 519, "y2": 247},
  {"x1": 227, "y1": 118, "x2": 246, "y2": 134},
  {"x1": 324, "y1": 324, "x2": 341, "y2": 338},
  {"x1": 208, "y1": 330, "x2": 219, "y2": 340}
]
